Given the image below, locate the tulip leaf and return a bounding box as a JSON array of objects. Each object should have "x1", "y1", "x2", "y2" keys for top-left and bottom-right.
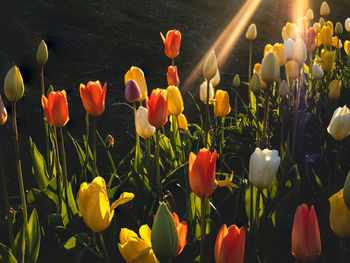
[
  {"x1": 189, "y1": 193, "x2": 210, "y2": 241},
  {"x1": 158, "y1": 134, "x2": 178, "y2": 168},
  {"x1": 44, "y1": 176, "x2": 59, "y2": 209},
  {"x1": 245, "y1": 184, "x2": 264, "y2": 229},
  {"x1": 0, "y1": 242, "x2": 17, "y2": 263},
  {"x1": 61, "y1": 182, "x2": 78, "y2": 226},
  {"x1": 14, "y1": 227, "x2": 25, "y2": 261},
  {"x1": 29, "y1": 137, "x2": 50, "y2": 190},
  {"x1": 170, "y1": 115, "x2": 182, "y2": 161},
  {"x1": 26, "y1": 208, "x2": 41, "y2": 263}
]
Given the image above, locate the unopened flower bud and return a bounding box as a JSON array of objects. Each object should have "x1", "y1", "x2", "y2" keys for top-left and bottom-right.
[
  {"x1": 233, "y1": 74, "x2": 240, "y2": 88},
  {"x1": 246, "y1": 23, "x2": 257, "y2": 40},
  {"x1": 319, "y1": 17, "x2": 325, "y2": 27},
  {"x1": 260, "y1": 51, "x2": 278, "y2": 84},
  {"x1": 328, "y1": 79, "x2": 340, "y2": 101},
  {"x1": 335, "y1": 22, "x2": 343, "y2": 35},
  {"x1": 345, "y1": 18, "x2": 350, "y2": 32},
  {"x1": 203, "y1": 50, "x2": 217, "y2": 81},
  {"x1": 279, "y1": 80, "x2": 289, "y2": 98},
  {"x1": 306, "y1": 9, "x2": 314, "y2": 20},
  {"x1": 36, "y1": 40, "x2": 48, "y2": 65},
  {"x1": 250, "y1": 72, "x2": 262, "y2": 93},
  {"x1": 4, "y1": 66, "x2": 24, "y2": 102},
  {"x1": 320, "y1": 1, "x2": 330, "y2": 16},
  {"x1": 311, "y1": 64, "x2": 324, "y2": 80},
  {"x1": 210, "y1": 69, "x2": 220, "y2": 87},
  {"x1": 313, "y1": 22, "x2": 321, "y2": 33},
  {"x1": 285, "y1": 60, "x2": 299, "y2": 79}
]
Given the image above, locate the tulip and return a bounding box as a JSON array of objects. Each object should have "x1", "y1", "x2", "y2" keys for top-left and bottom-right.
[
  {"x1": 177, "y1": 113, "x2": 188, "y2": 132},
  {"x1": 250, "y1": 72, "x2": 262, "y2": 93},
  {"x1": 291, "y1": 204, "x2": 321, "y2": 262},
  {"x1": 285, "y1": 60, "x2": 299, "y2": 79},
  {"x1": 124, "y1": 66, "x2": 147, "y2": 101},
  {"x1": 344, "y1": 40, "x2": 350, "y2": 55},
  {"x1": 320, "y1": 26, "x2": 332, "y2": 47},
  {"x1": 273, "y1": 43, "x2": 286, "y2": 66},
  {"x1": 319, "y1": 17, "x2": 325, "y2": 27},
  {"x1": 215, "y1": 224, "x2": 245, "y2": 263},
  {"x1": 167, "y1": 65, "x2": 180, "y2": 87},
  {"x1": 41, "y1": 90, "x2": 69, "y2": 127},
  {"x1": 0, "y1": 94, "x2": 7, "y2": 126},
  {"x1": 147, "y1": 88, "x2": 168, "y2": 128},
  {"x1": 160, "y1": 29, "x2": 181, "y2": 59},
  {"x1": 283, "y1": 38, "x2": 295, "y2": 60},
  {"x1": 210, "y1": 69, "x2": 220, "y2": 87},
  {"x1": 135, "y1": 106, "x2": 155, "y2": 139},
  {"x1": 319, "y1": 49, "x2": 335, "y2": 72},
  {"x1": 345, "y1": 18, "x2": 350, "y2": 32},
  {"x1": 260, "y1": 51, "x2": 278, "y2": 84},
  {"x1": 125, "y1": 79, "x2": 142, "y2": 103},
  {"x1": 327, "y1": 105, "x2": 350, "y2": 140},
  {"x1": 4, "y1": 66, "x2": 24, "y2": 103},
  {"x1": 77, "y1": 176, "x2": 134, "y2": 232},
  {"x1": 263, "y1": 44, "x2": 273, "y2": 56},
  {"x1": 36, "y1": 40, "x2": 48, "y2": 65},
  {"x1": 279, "y1": 80, "x2": 288, "y2": 98},
  {"x1": 306, "y1": 9, "x2": 314, "y2": 20},
  {"x1": 172, "y1": 212, "x2": 187, "y2": 256},
  {"x1": 313, "y1": 22, "x2": 321, "y2": 33},
  {"x1": 203, "y1": 50, "x2": 218, "y2": 81},
  {"x1": 118, "y1": 224, "x2": 159, "y2": 263},
  {"x1": 253, "y1": 63, "x2": 267, "y2": 90},
  {"x1": 80, "y1": 81, "x2": 107, "y2": 116},
  {"x1": 315, "y1": 33, "x2": 322, "y2": 47},
  {"x1": 214, "y1": 90, "x2": 231, "y2": 117},
  {"x1": 166, "y1": 86, "x2": 183, "y2": 116},
  {"x1": 189, "y1": 148, "x2": 217, "y2": 198},
  {"x1": 303, "y1": 28, "x2": 317, "y2": 52},
  {"x1": 293, "y1": 39, "x2": 307, "y2": 65},
  {"x1": 233, "y1": 74, "x2": 240, "y2": 88},
  {"x1": 151, "y1": 203, "x2": 178, "y2": 262},
  {"x1": 199, "y1": 80, "x2": 214, "y2": 104},
  {"x1": 332, "y1": 36, "x2": 342, "y2": 49},
  {"x1": 320, "y1": 1, "x2": 330, "y2": 16},
  {"x1": 281, "y1": 22, "x2": 298, "y2": 41},
  {"x1": 329, "y1": 189, "x2": 350, "y2": 238},
  {"x1": 344, "y1": 171, "x2": 350, "y2": 209},
  {"x1": 249, "y1": 148, "x2": 280, "y2": 189},
  {"x1": 335, "y1": 22, "x2": 343, "y2": 35},
  {"x1": 246, "y1": 23, "x2": 257, "y2": 40},
  {"x1": 311, "y1": 64, "x2": 324, "y2": 80},
  {"x1": 328, "y1": 80, "x2": 340, "y2": 101},
  {"x1": 326, "y1": 21, "x2": 334, "y2": 35}
]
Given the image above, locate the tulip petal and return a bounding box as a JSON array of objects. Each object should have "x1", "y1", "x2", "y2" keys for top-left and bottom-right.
[
  {"x1": 118, "y1": 239, "x2": 149, "y2": 263},
  {"x1": 215, "y1": 224, "x2": 228, "y2": 263},
  {"x1": 174, "y1": 221, "x2": 187, "y2": 256},
  {"x1": 139, "y1": 224, "x2": 152, "y2": 247},
  {"x1": 120, "y1": 228, "x2": 139, "y2": 244},
  {"x1": 110, "y1": 192, "x2": 135, "y2": 211}
]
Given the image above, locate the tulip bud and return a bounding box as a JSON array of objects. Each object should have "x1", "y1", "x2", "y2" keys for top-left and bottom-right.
[
  {"x1": 250, "y1": 72, "x2": 262, "y2": 93},
  {"x1": 311, "y1": 64, "x2": 324, "y2": 80},
  {"x1": 214, "y1": 90, "x2": 231, "y2": 117},
  {"x1": 260, "y1": 51, "x2": 278, "y2": 84},
  {"x1": 320, "y1": 25, "x2": 332, "y2": 47},
  {"x1": 326, "y1": 21, "x2": 334, "y2": 34},
  {"x1": 279, "y1": 80, "x2": 289, "y2": 98},
  {"x1": 327, "y1": 105, "x2": 350, "y2": 140},
  {"x1": 4, "y1": 66, "x2": 24, "y2": 102},
  {"x1": 283, "y1": 38, "x2": 295, "y2": 60},
  {"x1": 273, "y1": 43, "x2": 286, "y2": 67},
  {"x1": 125, "y1": 80, "x2": 142, "y2": 103},
  {"x1": 320, "y1": 49, "x2": 335, "y2": 72},
  {"x1": 233, "y1": 74, "x2": 240, "y2": 88},
  {"x1": 167, "y1": 65, "x2": 180, "y2": 87},
  {"x1": 306, "y1": 9, "x2": 314, "y2": 20},
  {"x1": 148, "y1": 88, "x2": 168, "y2": 128},
  {"x1": 319, "y1": 17, "x2": 325, "y2": 27},
  {"x1": 344, "y1": 41, "x2": 350, "y2": 56},
  {"x1": 0, "y1": 94, "x2": 7, "y2": 126},
  {"x1": 36, "y1": 40, "x2": 48, "y2": 65},
  {"x1": 167, "y1": 85, "x2": 184, "y2": 116},
  {"x1": 332, "y1": 37, "x2": 342, "y2": 49},
  {"x1": 177, "y1": 113, "x2": 188, "y2": 132},
  {"x1": 151, "y1": 203, "x2": 178, "y2": 262},
  {"x1": 344, "y1": 171, "x2": 350, "y2": 210},
  {"x1": 203, "y1": 50, "x2": 217, "y2": 81},
  {"x1": 200, "y1": 81, "x2": 214, "y2": 104},
  {"x1": 320, "y1": 1, "x2": 330, "y2": 16},
  {"x1": 210, "y1": 69, "x2": 220, "y2": 87},
  {"x1": 285, "y1": 60, "x2": 299, "y2": 79},
  {"x1": 329, "y1": 189, "x2": 350, "y2": 238},
  {"x1": 313, "y1": 22, "x2": 321, "y2": 33},
  {"x1": 335, "y1": 22, "x2": 343, "y2": 35},
  {"x1": 345, "y1": 18, "x2": 350, "y2": 32},
  {"x1": 135, "y1": 106, "x2": 155, "y2": 139},
  {"x1": 263, "y1": 44, "x2": 273, "y2": 56},
  {"x1": 328, "y1": 80, "x2": 340, "y2": 101},
  {"x1": 246, "y1": 23, "x2": 257, "y2": 40},
  {"x1": 293, "y1": 39, "x2": 307, "y2": 65}
]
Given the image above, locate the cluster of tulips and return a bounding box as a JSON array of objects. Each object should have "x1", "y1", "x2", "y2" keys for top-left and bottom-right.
[{"x1": 0, "y1": 1, "x2": 350, "y2": 262}]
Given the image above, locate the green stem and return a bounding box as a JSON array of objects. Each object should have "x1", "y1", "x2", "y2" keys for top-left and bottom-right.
[
  {"x1": 41, "y1": 64, "x2": 45, "y2": 95},
  {"x1": 54, "y1": 128, "x2": 62, "y2": 212},
  {"x1": 98, "y1": 232, "x2": 111, "y2": 263},
  {"x1": 254, "y1": 188, "x2": 261, "y2": 260},
  {"x1": 261, "y1": 87, "x2": 270, "y2": 148},
  {"x1": 176, "y1": 115, "x2": 185, "y2": 163},
  {"x1": 248, "y1": 40, "x2": 253, "y2": 106},
  {"x1": 133, "y1": 103, "x2": 140, "y2": 172},
  {"x1": 291, "y1": 78, "x2": 301, "y2": 157},
  {"x1": 204, "y1": 80, "x2": 210, "y2": 148},
  {"x1": 172, "y1": 58, "x2": 175, "y2": 67},
  {"x1": 255, "y1": 91, "x2": 259, "y2": 145},
  {"x1": 93, "y1": 116, "x2": 98, "y2": 177},
  {"x1": 155, "y1": 128, "x2": 161, "y2": 197},
  {"x1": 200, "y1": 197, "x2": 206, "y2": 263},
  {"x1": 220, "y1": 117, "x2": 225, "y2": 157},
  {"x1": 60, "y1": 127, "x2": 70, "y2": 218},
  {"x1": 235, "y1": 89, "x2": 238, "y2": 123}
]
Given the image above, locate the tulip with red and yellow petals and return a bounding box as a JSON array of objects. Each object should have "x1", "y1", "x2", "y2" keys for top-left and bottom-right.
[
  {"x1": 147, "y1": 88, "x2": 168, "y2": 128},
  {"x1": 167, "y1": 66, "x2": 180, "y2": 87},
  {"x1": 172, "y1": 212, "x2": 187, "y2": 257},
  {"x1": 160, "y1": 30, "x2": 181, "y2": 59},
  {"x1": 41, "y1": 90, "x2": 69, "y2": 127},
  {"x1": 79, "y1": 81, "x2": 107, "y2": 116},
  {"x1": 124, "y1": 66, "x2": 148, "y2": 101}
]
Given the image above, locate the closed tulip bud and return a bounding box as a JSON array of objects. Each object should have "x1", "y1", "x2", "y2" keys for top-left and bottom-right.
[
  {"x1": 246, "y1": 23, "x2": 257, "y2": 40},
  {"x1": 41, "y1": 90, "x2": 69, "y2": 127},
  {"x1": 253, "y1": 63, "x2": 267, "y2": 90},
  {"x1": 0, "y1": 94, "x2": 7, "y2": 126},
  {"x1": 313, "y1": 22, "x2": 321, "y2": 33},
  {"x1": 200, "y1": 81, "x2": 214, "y2": 104},
  {"x1": 320, "y1": 1, "x2": 330, "y2": 16},
  {"x1": 210, "y1": 69, "x2": 220, "y2": 87},
  {"x1": 285, "y1": 60, "x2": 299, "y2": 79},
  {"x1": 320, "y1": 25, "x2": 332, "y2": 47},
  {"x1": 311, "y1": 64, "x2": 324, "y2": 80},
  {"x1": 249, "y1": 148, "x2": 280, "y2": 189},
  {"x1": 250, "y1": 72, "x2": 262, "y2": 93},
  {"x1": 328, "y1": 80, "x2": 340, "y2": 101},
  {"x1": 326, "y1": 20, "x2": 334, "y2": 34},
  {"x1": 203, "y1": 50, "x2": 217, "y2": 81},
  {"x1": 151, "y1": 203, "x2": 178, "y2": 262},
  {"x1": 167, "y1": 65, "x2": 180, "y2": 87},
  {"x1": 320, "y1": 49, "x2": 335, "y2": 72},
  {"x1": 327, "y1": 105, "x2": 350, "y2": 140},
  {"x1": 215, "y1": 224, "x2": 245, "y2": 263},
  {"x1": 135, "y1": 106, "x2": 155, "y2": 139},
  {"x1": 125, "y1": 80, "x2": 142, "y2": 103},
  {"x1": 343, "y1": 171, "x2": 350, "y2": 209},
  {"x1": 160, "y1": 30, "x2": 181, "y2": 59},
  {"x1": 36, "y1": 40, "x2": 48, "y2": 65},
  {"x1": 306, "y1": 9, "x2": 314, "y2": 20},
  {"x1": 260, "y1": 51, "x2": 278, "y2": 84},
  {"x1": 345, "y1": 18, "x2": 350, "y2": 32},
  {"x1": 292, "y1": 204, "x2": 321, "y2": 262},
  {"x1": 344, "y1": 41, "x2": 350, "y2": 56},
  {"x1": 279, "y1": 80, "x2": 289, "y2": 98},
  {"x1": 78, "y1": 177, "x2": 134, "y2": 232},
  {"x1": 233, "y1": 74, "x2": 240, "y2": 88},
  {"x1": 189, "y1": 148, "x2": 217, "y2": 198},
  {"x1": 166, "y1": 85, "x2": 183, "y2": 116},
  {"x1": 147, "y1": 88, "x2": 168, "y2": 128},
  {"x1": 214, "y1": 90, "x2": 231, "y2": 117},
  {"x1": 319, "y1": 17, "x2": 325, "y2": 27},
  {"x1": 329, "y1": 189, "x2": 350, "y2": 238},
  {"x1": 124, "y1": 66, "x2": 148, "y2": 101},
  {"x1": 263, "y1": 44, "x2": 273, "y2": 56},
  {"x1": 80, "y1": 81, "x2": 107, "y2": 116},
  {"x1": 281, "y1": 22, "x2": 298, "y2": 41},
  {"x1": 335, "y1": 22, "x2": 343, "y2": 35},
  {"x1": 293, "y1": 39, "x2": 307, "y2": 65},
  {"x1": 172, "y1": 212, "x2": 188, "y2": 257},
  {"x1": 4, "y1": 66, "x2": 24, "y2": 103},
  {"x1": 177, "y1": 113, "x2": 188, "y2": 133},
  {"x1": 273, "y1": 43, "x2": 287, "y2": 66},
  {"x1": 283, "y1": 38, "x2": 295, "y2": 60}
]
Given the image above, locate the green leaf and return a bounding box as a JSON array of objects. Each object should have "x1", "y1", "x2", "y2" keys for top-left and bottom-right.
[
  {"x1": 0, "y1": 242, "x2": 17, "y2": 263},
  {"x1": 29, "y1": 137, "x2": 50, "y2": 190},
  {"x1": 158, "y1": 134, "x2": 178, "y2": 167},
  {"x1": 14, "y1": 227, "x2": 25, "y2": 261},
  {"x1": 61, "y1": 182, "x2": 78, "y2": 226},
  {"x1": 189, "y1": 193, "x2": 210, "y2": 241},
  {"x1": 44, "y1": 176, "x2": 59, "y2": 208},
  {"x1": 26, "y1": 208, "x2": 41, "y2": 263},
  {"x1": 245, "y1": 184, "x2": 263, "y2": 229}
]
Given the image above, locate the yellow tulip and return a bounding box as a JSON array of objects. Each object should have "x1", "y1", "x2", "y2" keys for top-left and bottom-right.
[
  {"x1": 214, "y1": 90, "x2": 231, "y2": 117},
  {"x1": 320, "y1": 26, "x2": 332, "y2": 47},
  {"x1": 118, "y1": 225, "x2": 159, "y2": 263},
  {"x1": 77, "y1": 177, "x2": 134, "y2": 232},
  {"x1": 263, "y1": 44, "x2": 273, "y2": 56},
  {"x1": 273, "y1": 43, "x2": 286, "y2": 67},
  {"x1": 326, "y1": 21, "x2": 333, "y2": 35},
  {"x1": 319, "y1": 17, "x2": 325, "y2": 27},
  {"x1": 319, "y1": 49, "x2": 335, "y2": 72},
  {"x1": 285, "y1": 60, "x2": 299, "y2": 79},
  {"x1": 36, "y1": 40, "x2": 48, "y2": 65},
  {"x1": 253, "y1": 63, "x2": 267, "y2": 90},
  {"x1": 281, "y1": 22, "x2": 298, "y2": 40},
  {"x1": 177, "y1": 113, "x2": 188, "y2": 132},
  {"x1": 329, "y1": 189, "x2": 350, "y2": 238},
  {"x1": 332, "y1": 36, "x2": 342, "y2": 49},
  {"x1": 124, "y1": 67, "x2": 148, "y2": 101},
  {"x1": 328, "y1": 80, "x2": 340, "y2": 101},
  {"x1": 246, "y1": 23, "x2": 257, "y2": 40},
  {"x1": 315, "y1": 33, "x2": 322, "y2": 47},
  {"x1": 320, "y1": 1, "x2": 330, "y2": 16},
  {"x1": 344, "y1": 40, "x2": 350, "y2": 55},
  {"x1": 313, "y1": 22, "x2": 321, "y2": 33},
  {"x1": 166, "y1": 86, "x2": 183, "y2": 116}
]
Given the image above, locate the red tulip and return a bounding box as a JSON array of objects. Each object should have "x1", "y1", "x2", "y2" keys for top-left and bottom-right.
[
  {"x1": 167, "y1": 66, "x2": 180, "y2": 87},
  {"x1": 79, "y1": 81, "x2": 107, "y2": 116},
  {"x1": 147, "y1": 88, "x2": 168, "y2": 128},
  {"x1": 189, "y1": 148, "x2": 217, "y2": 198},
  {"x1": 160, "y1": 30, "x2": 181, "y2": 59},
  {"x1": 291, "y1": 204, "x2": 321, "y2": 262},
  {"x1": 215, "y1": 224, "x2": 245, "y2": 263},
  {"x1": 302, "y1": 28, "x2": 317, "y2": 52},
  {"x1": 172, "y1": 212, "x2": 187, "y2": 257},
  {"x1": 41, "y1": 90, "x2": 69, "y2": 127}
]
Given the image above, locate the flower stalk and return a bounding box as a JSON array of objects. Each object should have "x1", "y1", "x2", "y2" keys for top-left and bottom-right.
[
  {"x1": 261, "y1": 86, "x2": 270, "y2": 148},
  {"x1": 200, "y1": 197, "x2": 206, "y2": 263}
]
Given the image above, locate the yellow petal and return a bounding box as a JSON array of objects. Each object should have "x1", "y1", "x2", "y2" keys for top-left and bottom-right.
[
  {"x1": 110, "y1": 192, "x2": 135, "y2": 211},
  {"x1": 120, "y1": 228, "x2": 139, "y2": 244},
  {"x1": 118, "y1": 239, "x2": 149, "y2": 263},
  {"x1": 139, "y1": 224, "x2": 152, "y2": 247},
  {"x1": 124, "y1": 67, "x2": 148, "y2": 101}
]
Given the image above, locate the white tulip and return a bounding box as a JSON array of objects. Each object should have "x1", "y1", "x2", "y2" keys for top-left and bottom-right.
[
  {"x1": 345, "y1": 18, "x2": 350, "y2": 32},
  {"x1": 135, "y1": 106, "x2": 155, "y2": 139},
  {"x1": 279, "y1": 80, "x2": 289, "y2": 97},
  {"x1": 203, "y1": 50, "x2": 217, "y2": 81},
  {"x1": 327, "y1": 105, "x2": 350, "y2": 141},
  {"x1": 210, "y1": 69, "x2": 220, "y2": 87},
  {"x1": 311, "y1": 64, "x2": 324, "y2": 80},
  {"x1": 200, "y1": 80, "x2": 214, "y2": 104},
  {"x1": 260, "y1": 51, "x2": 278, "y2": 84},
  {"x1": 293, "y1": 39, "x2": 307, "y2": 65},
  {"x1": 249, "y1": 148, "x2": 281, "y2": 189},
  {"x1": 283, "y1": 38, "x2": 295, "y2": 60}
]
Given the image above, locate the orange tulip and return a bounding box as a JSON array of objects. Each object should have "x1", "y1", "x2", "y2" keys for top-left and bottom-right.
[
  {"x1": 147, "y1": 88, "x2": 168, "y2": 128},
  {"x1": 0, "y1": 94, "x2": 7, "y2": 126},
  {"x1": 41, "y1": 90, "x2": 69, "y2": 127},
  {"x1": 215, "y1": 224, "x2": 245, "y2": 263},
  {"x1": 172, "y1": 212, "x2": 187, "y2": 257},
  {"x1": 291, "y1": 204, "x2": 321, "y2": 262},
  {"x1": 160, "y1": 30, "x2": 181, "y2": 58},
  {"x1": 189, "y1": 148, "x2": 217, "y2": 198},
  {"x1": 79, "y1": 81, "x2": 107, "y2": 116},
  {"x1": 167, "y1": 65, "x2": 180, "y2": 87}
]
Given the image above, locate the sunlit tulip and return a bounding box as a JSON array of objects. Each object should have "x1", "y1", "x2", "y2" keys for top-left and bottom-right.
[
  {"x1": 80, "y1": 81, "x2": 107, "y2": 116},
  {"x1": 166, "y1": 86, "x2": 183, "y2": 116},
  {"x1": 326, "y1": 21, "x2": 334, "y2": 35},
  {"x1": 320, "y1": 1, "x2": 330, "y2": 16},
  {"x1": 315, "y1": 33, "x2": 323, "y2": 47},
  {"x1": 306, "y1": 9, "x2": 314, "y2": 20},
  {"x1": 328, "y1": 80, "x2": 340, "y2": 101},
  {"x1": 293, "y1": 39, "x2": 307, "y2": 65},
  {"x1": 263, "y1": 44, "x2": 273, "y2": 56},
  {"x1": 282, "y1": 22, "x2": 298, "y2": 41},
  {"x1": 189, "y1": 148, "x2": 217, "y2": 198},
  {"x1": 203, "y1": 50, "x2": 218, "y2": 81},
  {"x1": 319, "y1": 17, "x2": 325, "y2": 27},
  {"x1": 291, "y1": 204, "x2": 321, "y2": 262},
  {"x1": 313, "y1": 22, "x2": 321, "y2": 33},
  {"x1": 298, "y1": 16, "x2": 308, "y2": 36},
  {"x1": 147, "y1": 88, "x2": 168, "y2": 128},
  {"x1": 177, "y1": 113, "x2": 188, "y2": 132},
  {"x1": 344, "y1": 40, "x2": 350, "y2": 55},
  {"x1": 335, "y1": 22, "x2": 343, "y2": 35},
  {"x1": 135, "y1": 106, "x2": 155, "y2": 139},
  {"x1": 214, "y1": 90, "x2": 231, "y2": 117},
  {"x1": 36, "y1": 40, "x2": 48, "y2": 65},
  {"x1": 272, "y1": 43, "x2": 286, "y2": 66},
  {"x1": 246, "y1": 23, "x2": 257, "y2": 40},
  {"x1": 41, "y1": 90, "x2": 69, "y2": 127},
  {"x1": 250, "y1": 72, "x2": 262, "y2": 93},
  {"x1": 344, "y1": 171, "x2": 350, "y2": 209},
  {"x1": 118, "y1": 224, "x2": 159, "y2": 263},
  {"x1": 319, "y1": 49, "x2": 335, "y2": 72},
  {"x1": 279, "y1": 80, "x2": 289, "y2": 98},
  {"x1": 215, "y1": 224, "x2": 245, "y2": 263},
  {"x1": 327, "y1": 105, "x2": 350, "y2": 140},
  {"x1": 77, "y1": 176, "x2": 134, "y2": 232},
  {"x1": 253, "y1": 63, "x2": 267, "y2": 90},
  {"x1": 329, "y1": 189, "x2": 350, "y2": 238},
  {"x1": 199, "y1": 81, "x2": 214, "y2": 104},
  {"x1": 345, "y1": 18, "x2": 350, "y2": 32},
  {"x1": 233, "y1": 74, "x2": 240, "y2": 88},
  {"x1": 249, "y1": 148, "x2": 280, "y2": 189},
  {"x1": 320, "y1": 26, "x2": 332, "y2": 47},
  {"x1": 4, "y1": 66, "x2": 24, "y2": 103},
  {"x1": 260, "y1": 51, "x2": 278, "y2": 84},
  {"x1": 125, "y1": 79, "x2": 142, "y2": 103},
  {"x1": 210, "y1": 69, "x2": 220, "y2": 87},
  {"x1": 285, "y1": 60, "x2": 299, "y2": 80},
  {"x1": 283, "y1": 38, "x2": 295, "y2": 60},
  {"x1": 167, "y1": 66, "x2": 180, "y2": 87},
  {"x1": 151, "y1": 203, "x2": 178, "y2": 262},
  {"x1": 303, "y1": 28, "x2": 317, "y2": 51},
  {"x1": 172, "y1": 212, "x2": 187, "y2": 257},
  {"x1": 332, "y1": 37, "x2": 342, "y2": 49},
  {"x1": 160, "y1": 29, "x2": 181, "y2": 59},
  {"x1": 124, "y1": 66, "x2": 147, "y2": 101},
  {"x1": 0, "y1": 94, "x2": 7, "y2": 126},
  {"x1": 311, "y1": 64, "x2": 324, "y2": 80}
]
